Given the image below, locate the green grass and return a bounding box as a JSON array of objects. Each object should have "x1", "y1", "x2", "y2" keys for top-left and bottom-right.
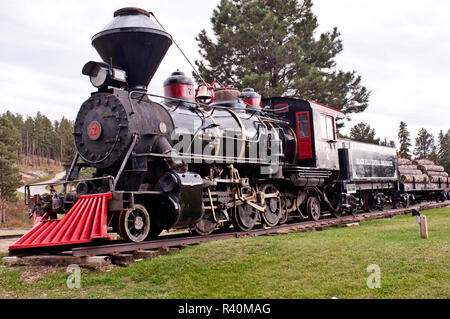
[{"x1": 0, "y1": 207, "x2": 449, "y2": 299}]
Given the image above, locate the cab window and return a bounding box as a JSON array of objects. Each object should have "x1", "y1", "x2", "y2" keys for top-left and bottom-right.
[
  {"x1": 320, "y1": 114, "x2": 335, "y2": 140},
  {"x1": 298, "y1": 113, "x2": 309, "y2": 137}
]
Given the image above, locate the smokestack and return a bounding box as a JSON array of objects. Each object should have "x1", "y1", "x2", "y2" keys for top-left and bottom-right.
[{"x1": 91, "y1": 7, "x2": 173, "y2": 91}]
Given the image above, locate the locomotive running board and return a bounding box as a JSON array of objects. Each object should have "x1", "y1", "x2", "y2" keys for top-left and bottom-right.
[{"x1": 9, "y1": 193, "x2": 113, "y2": 252}]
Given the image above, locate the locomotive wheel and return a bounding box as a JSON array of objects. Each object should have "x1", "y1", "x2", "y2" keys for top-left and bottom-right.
[
  {"x1": 400, "y1": 196, "x2": 409, "y2": 208},
  {"x1": 260, "y1": 184, "x2": 281, "y2": 227},
  {"x1": 392, "y1": 192, "x2": 399, "y2": 209},
  {"x1": 375, "y1": 194, "x2": 385, "y2": 211},
  {"x1": 306, "y1": 196, "x2": 321, "y2": 221},
  {"x1": 233, "y1": 204, "x2": 258, "y2": 231},
  {"x1": 190, "y1": 210, "x2": 217, "y2": 236},
  {"x1": 278, "y1": 197, "x2": 288, "y2": 225},
  {"x1": 118, "y1": 204, "x2": 151, "y2": 243}
]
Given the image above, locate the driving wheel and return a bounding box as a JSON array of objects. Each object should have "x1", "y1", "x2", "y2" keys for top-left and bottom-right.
[
  {"x1": 233, "y1": 204, "x2": 258, "y2": 231},
  {"x1": 260, "y1": 184, "x2": 281, "y2": 227},
  {"x1": 190, "y1": 208, "x2": 217, "y2": 236}
]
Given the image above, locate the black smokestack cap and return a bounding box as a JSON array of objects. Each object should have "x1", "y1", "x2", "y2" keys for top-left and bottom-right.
[{"x1": 92, "y1": 7, "x2": 173, "y2": 91}]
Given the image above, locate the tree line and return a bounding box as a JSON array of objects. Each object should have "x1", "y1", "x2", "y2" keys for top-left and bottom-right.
[
  {"x1": 343, "y1": 122, "x2": 396, "y2": 147},
  {"x1": 0, "y1": 116, "x2": 21, "y2": 223},
  {"x1": 397, "y1": 121, "x2": 450, "y2": 171},
  {"x1": 0, "y1": 111, "x2": 75, "y2": 223},
  {"x1": 1, "y1": 111, "x2": 75, "y2": 166}
]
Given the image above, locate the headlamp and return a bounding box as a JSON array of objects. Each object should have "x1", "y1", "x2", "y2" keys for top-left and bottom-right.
[{"x1": 82, "y1": 61, "x2": 127, "y2": 89}]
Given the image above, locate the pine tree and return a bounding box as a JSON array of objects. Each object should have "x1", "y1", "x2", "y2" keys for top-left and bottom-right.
[
  {"x1": 0, "y1": 117, "x2": 22, "y2": 224},
  {"x1": 23, "y1": 116, "x2": 34, "y2": 165},
  {"x1": 437, "y1": 129, "x2": 450, "y2": 172},
  {"x1": 349, "y1": 122, "x2": 380, "y2": 145},
  {"x1": 2, "y1": 111, "x2": 76, "y2": 166},
  {"x1": 195, "y1": 0, "x2": 370, "y2": 128},
  {"x1": 380, "y1": 138, "x2": 396, "y2": 148},
  {"x1": 3, "y1": 111, "x2": 24, "y2": 163},
  {"x1": 429, "y1": 142, "x2": 439, "y2": 163},
  {"x1": 57, "y1": 117, "x2": 76, "y2": 163},
  {"x1": 398, "y1": 121, "x2": 412, "y2": 158},
  {"x1": 414, "y1": 128, "x2": 435, "y2": 160}
]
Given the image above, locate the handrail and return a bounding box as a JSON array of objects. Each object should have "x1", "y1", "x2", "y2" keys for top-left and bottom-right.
[{"x1": 24, "y1": 175, "x2": 115, "y2": 205}]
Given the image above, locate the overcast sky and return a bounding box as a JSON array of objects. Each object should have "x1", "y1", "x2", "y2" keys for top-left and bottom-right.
[{"x1": 0, "y1": 0, "x2": 448, "y2": 148}]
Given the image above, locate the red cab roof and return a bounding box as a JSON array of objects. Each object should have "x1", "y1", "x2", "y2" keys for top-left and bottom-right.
[{"x1": 308, "y1": 100, "x2": 345, "y2": 118}]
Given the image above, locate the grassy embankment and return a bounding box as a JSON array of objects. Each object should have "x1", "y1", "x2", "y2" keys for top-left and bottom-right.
[{"x1": 0, "y1": 206, "x2": 448, "y2": 299}]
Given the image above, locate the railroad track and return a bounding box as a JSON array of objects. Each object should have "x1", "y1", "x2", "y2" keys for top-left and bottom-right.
[
  {"x1": 0, "y1": 235, "x2": 23, "y2": 240},
  {"x1": 3, "y1": 200, "x2": 449, "y2": 268}
]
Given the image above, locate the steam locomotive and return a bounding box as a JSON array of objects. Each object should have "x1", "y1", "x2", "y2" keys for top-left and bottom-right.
[{"x1": 12, "y1": 8, "x2": 449, "y2": 251}]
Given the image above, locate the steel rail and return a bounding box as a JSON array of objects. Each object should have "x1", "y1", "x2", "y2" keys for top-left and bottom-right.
[{"x1": 70, "y1": 200, "x2": 450, "y2": 257}]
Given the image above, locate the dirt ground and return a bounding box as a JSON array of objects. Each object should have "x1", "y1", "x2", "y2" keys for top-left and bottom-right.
[
  {"x1": 0, "y1": 229, "x2": 29, "y2": 237},
  {"x1": 0, "y1": 237, "x2": 19, "y2": 253}
]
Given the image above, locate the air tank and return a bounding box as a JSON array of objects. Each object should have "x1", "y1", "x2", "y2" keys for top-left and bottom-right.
[{"x1": 91, "y1": 7, "x2": 173, "y2": 91}]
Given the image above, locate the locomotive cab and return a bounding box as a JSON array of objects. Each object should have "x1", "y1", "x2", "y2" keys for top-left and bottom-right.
[{"x1": 263, "y1": 97, "x2": 344, "y2": 170}]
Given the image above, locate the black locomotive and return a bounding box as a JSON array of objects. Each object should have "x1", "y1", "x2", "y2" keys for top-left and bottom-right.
[{"x1": 18, "y1": 8, "x2": 449, "y2": 248}]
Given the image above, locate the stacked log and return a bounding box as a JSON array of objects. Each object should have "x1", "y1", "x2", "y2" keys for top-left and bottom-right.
[
  {"x1": 398, "y1": 158, "x2": 413, "y2": 165},
  {"x1": 415, "y1": 159, "x2": 434, "y2": 166},
  {"x1": 399, "y1": 174, "x2": 429, "y2": 183},
  {"x1": 429, "y1": 176, "x2": 447, "y2": 183},
  {"x1": 398, "y1": 164, "x2": 422, "y2": 175},
  {"x1": 428, "y1": 171, "x2": 449, "y2": 177},
  {"x1": 397, "y1": 158, "x2": 429, "y2": 183},
  {"x1": 413, "y1": 159, "x2": 449, "y2": 184},
  {"x1": 417, "y1": 164, "x2": 445, "y2": 172}
]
